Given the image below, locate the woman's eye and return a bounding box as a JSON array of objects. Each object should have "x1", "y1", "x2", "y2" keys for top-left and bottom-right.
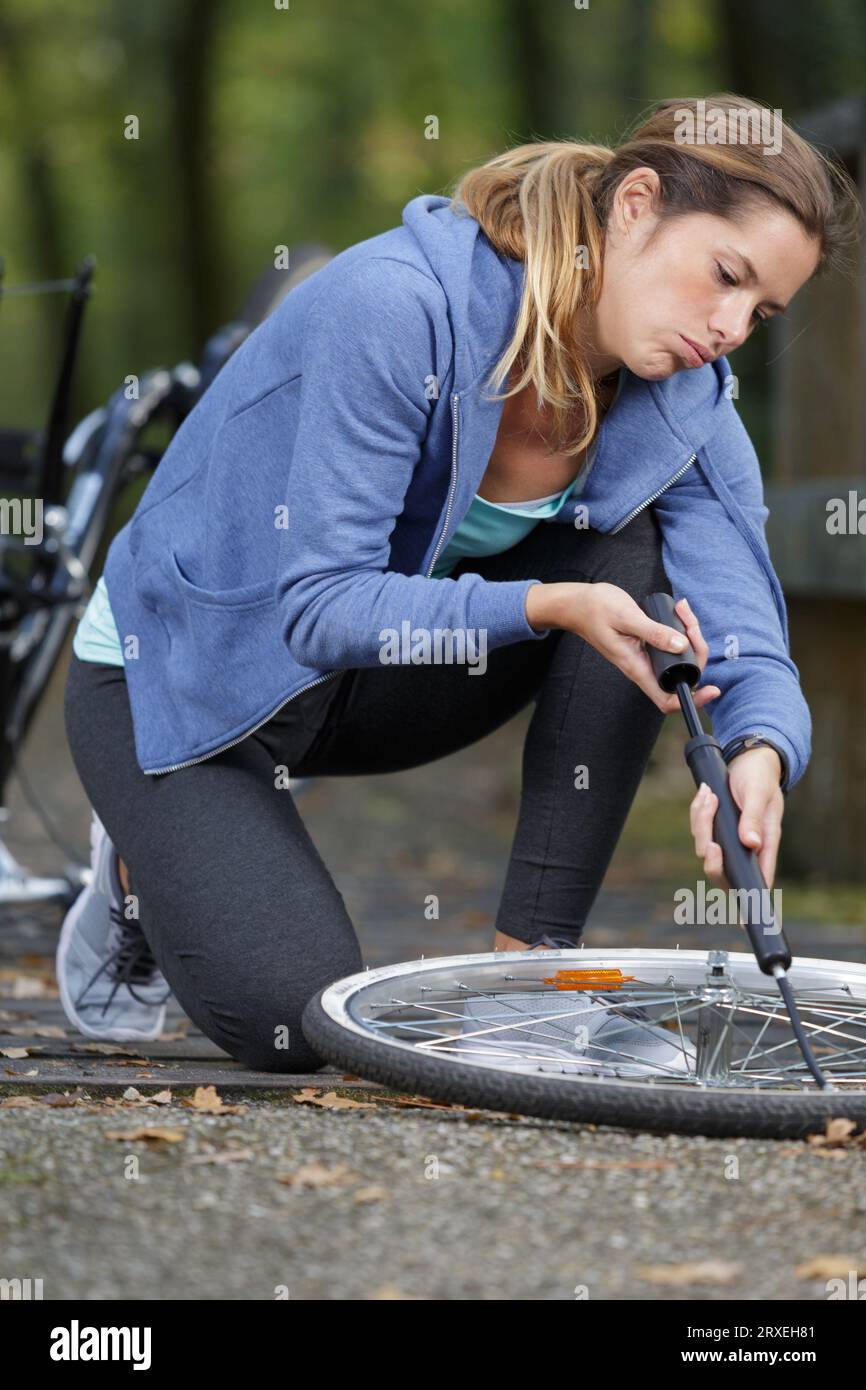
[{"x1": 715, "y1": 261, "x2": 767, "y2": 327}]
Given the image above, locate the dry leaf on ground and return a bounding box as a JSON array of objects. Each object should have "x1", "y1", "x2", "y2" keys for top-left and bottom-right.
[
  {"x1": 291, "y1": 1088, "x2": 375, "y2": 1111},
  {"x1": 635, "y1": 1260, "x2": 742, "y2": 1287},
  {"x1": 277, "y1": 1161, "x2": 361, "y2": 1188},
  {"x1": 367, "y1": 1285, "x2": 421, "y2": 1300},
  {"x1": 180, "y1": 1085, "x2": 243, "y2": 1115},
  {"x1": 353, "y1": 1185, "x2": 390, "y2": 1203},
  {"x1": 534, "y1": 1158, "x2": 674, "y2": 1171},
  {"x1": 0, "y1": 972, "x2": 58, "y2": 999},
  {"x1": 806, "y1": 1118, "x2": 864, "y2": 1150},
  {"x1": 185, "y1": 1147, "x2": 256, "y2": 1167},
  {"x1": 794, "y1": 1255, "x2": 866, "y2": 1280},
  {"x1": 104, "y1": 1126, "x2": 185, "y2": 1145},
  {"x1": 0, "y1": 1023, "x2": 66, "y2": 1039}
]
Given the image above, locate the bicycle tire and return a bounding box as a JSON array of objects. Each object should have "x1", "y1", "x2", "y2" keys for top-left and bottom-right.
[{"x1": 301, "y1": 948, "x2": 866, "y2": 1140}]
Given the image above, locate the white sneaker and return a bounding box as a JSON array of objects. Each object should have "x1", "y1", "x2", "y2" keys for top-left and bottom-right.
[
  {"x1": 56, "y1": 811, "x2": 172, "y2": 1042},
  {"x1": 453, "y1": 989, "x2": 696, "y2": 1077}
]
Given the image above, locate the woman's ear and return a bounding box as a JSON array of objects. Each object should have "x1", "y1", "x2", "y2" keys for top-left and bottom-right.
[{"x1": 612, "y1": 166, "x2": 662, "y2": 242}]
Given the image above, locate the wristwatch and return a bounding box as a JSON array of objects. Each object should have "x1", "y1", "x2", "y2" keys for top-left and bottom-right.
[{"x1": 721, "y1": 733, "x2": 790, "y2": 794}]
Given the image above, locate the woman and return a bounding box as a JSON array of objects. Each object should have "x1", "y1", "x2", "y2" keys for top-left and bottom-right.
[{"x1": 58, "y1": 94, "x2": 857, "y2": 1071}]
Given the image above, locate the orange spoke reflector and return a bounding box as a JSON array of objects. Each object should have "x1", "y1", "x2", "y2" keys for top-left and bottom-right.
[{"x1": 541, "y1": 969, "x2": 636, "y2": 991}]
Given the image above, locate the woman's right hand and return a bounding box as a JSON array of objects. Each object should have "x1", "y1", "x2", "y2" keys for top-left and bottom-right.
[{"x1": 527, "y1": 580, "x2": 721, "y2": 714}]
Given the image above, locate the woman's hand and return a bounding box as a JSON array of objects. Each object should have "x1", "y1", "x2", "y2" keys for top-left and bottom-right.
[
  {"x1": 533, "y1": 582, "x2": 720, "y2": 714},
  {"x1": 690, "y1": 746, "x2": 785, "y2": 890}
]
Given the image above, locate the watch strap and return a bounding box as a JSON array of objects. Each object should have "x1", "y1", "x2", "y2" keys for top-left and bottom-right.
[{"x1": 721, "y1": 734, "x2": 790, "y2": 794}]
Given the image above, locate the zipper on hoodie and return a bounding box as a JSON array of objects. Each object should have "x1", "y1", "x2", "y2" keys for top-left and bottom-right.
[
  {"x1": 144, "y1": 669, "x2": 341, "y2": 776},
  {"x1": 424, "y1": 392, "x2": 460, "y2": 577},
  {"x1": 145, "y1": 393, "x2": 464, "y2": 775},
  {"x1": 609, "y1": 453, "x2": 697, "y2": 534}
]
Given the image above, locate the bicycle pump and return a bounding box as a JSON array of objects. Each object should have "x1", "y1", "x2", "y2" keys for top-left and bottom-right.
[{"x1": 640, "y1": 591, "x2": 833, "y2": 1091}]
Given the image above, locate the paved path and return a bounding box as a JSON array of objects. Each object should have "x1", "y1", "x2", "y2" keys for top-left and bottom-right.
[{"x1": 2, "y1": 648, "x2": 866, "y2": 1300}]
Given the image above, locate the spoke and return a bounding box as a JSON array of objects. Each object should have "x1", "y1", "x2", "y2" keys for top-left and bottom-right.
[{"x1": 354, "y1": 969, "x2": 866, "y2": 1091}]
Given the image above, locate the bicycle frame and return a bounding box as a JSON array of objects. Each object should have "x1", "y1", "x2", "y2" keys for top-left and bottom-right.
[
  {"x1": 0, "y1": 244, "x2": 332, "y2": 908},
  {"x1": 0, "y1": 270, "x2": 237, "y2": 904}
]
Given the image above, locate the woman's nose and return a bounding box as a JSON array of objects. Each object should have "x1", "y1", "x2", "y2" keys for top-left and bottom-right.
[{"x1": 709, "y1": 302, "x2": 754, "y2": 351}]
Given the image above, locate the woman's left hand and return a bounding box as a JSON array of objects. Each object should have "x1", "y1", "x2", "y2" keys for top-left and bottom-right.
[{"x1": 689, "y1": 747, "x2": 785, "y2": 890}]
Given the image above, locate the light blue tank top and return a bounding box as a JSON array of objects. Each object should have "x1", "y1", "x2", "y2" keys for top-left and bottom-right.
[
  {"x1": 431, "y1": 465, "x2": 584, "y2": 578},
  {"x1": 72, "y1": 574, "x2": 125, "y2": 667},
  {"x1": 73, "y1": 371, "x2": 624, "y2": 665},
  {"x1": 432, "y1": 369, "x2": 623, "y2": 578}
]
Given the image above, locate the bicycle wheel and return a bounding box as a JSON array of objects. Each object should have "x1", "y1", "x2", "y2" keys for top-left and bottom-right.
[{"x1": 301, "y1": 947, "x2": 866, "y2": 1139}]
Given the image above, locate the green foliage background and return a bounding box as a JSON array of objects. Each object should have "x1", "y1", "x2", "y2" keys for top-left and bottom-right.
[{"x1": 1, "y1": 0, "x2": 864, "y2": 454}]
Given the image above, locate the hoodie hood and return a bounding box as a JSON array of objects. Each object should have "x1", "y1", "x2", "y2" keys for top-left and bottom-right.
[
  {"x1": 402, "y1": 193, "x2": 526, "y2": 394},
  {"x1": 399, "y1": 192, "x2": 733, "y2": 538}
]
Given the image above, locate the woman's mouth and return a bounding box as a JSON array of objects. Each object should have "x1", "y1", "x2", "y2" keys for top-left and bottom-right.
[{"x1": 679, "y1": 335, "x2": 710, "y2": 367}]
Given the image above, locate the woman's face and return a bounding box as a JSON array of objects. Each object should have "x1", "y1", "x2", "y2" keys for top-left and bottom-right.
[{"x1": 589, "y1": 166, "x2": 821, "y2": 381}]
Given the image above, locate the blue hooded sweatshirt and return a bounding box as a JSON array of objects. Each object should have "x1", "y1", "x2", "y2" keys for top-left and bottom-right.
[{"x1": 102, "y1": 193, "x2": 810, "y2": 785}]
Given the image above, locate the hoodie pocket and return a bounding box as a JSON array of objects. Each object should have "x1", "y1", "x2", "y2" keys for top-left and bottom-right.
[{"x1": 168, "y1": 548, "x2": 274, "y2": 608}]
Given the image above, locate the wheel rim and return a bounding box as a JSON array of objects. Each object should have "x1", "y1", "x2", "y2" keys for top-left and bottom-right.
[{"x1": 319, "y1": 948, "x2": 866, "y2": 1094}]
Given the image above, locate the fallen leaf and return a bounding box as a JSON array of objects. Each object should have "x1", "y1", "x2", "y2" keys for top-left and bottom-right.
[
  {"x1": 635, "y1": 1260, "x2": 742, "y2": 1287},
  {"x1": 0, "y1": 1095, "x2": 40, "y2": 1108},
  {"x1": 806, "y1": 1118, "x2": 863, "y2": 1150},
  {"x1": 379, "y1": 1094, "x2": 468, "y2": 1111},
  {"x1": 367, "y1": 1285, "x2": 421, "y2": 1300},
  {"x1": 71, "y1": 1042, "x2": 145, "y2": 1057},
  {"x1": 186, "y1": 1147, "x2": 256, "y2": 1167},
  {"x1": 0, "y1": 1023, "x2": 66, "y2": 1039},
  {"x1": 180, "y1": 1085, "x2": 243, "y2": 1115},
  {"x1": 39, "y1": 1091, "x2": 88, "y2": 1108},
  {"x1": 0, "y1": 972, "x2": 58, "y2": 999},
  {"x1": 795, "y1": 1255, "x2": 866, "y2": 1280},
  {"x1": 150, "y1": 1090, "x2": 173, "y2": 1106},
  {"x1": 277, "y1": 1162, "x2": 360, "y2": 1188},
  {"x1": 534, "y1": 1158, "x2": 675, "y2": 1171},
  {"x1": 353, "y1": 1185, "x2": 390, "y2": 1203},
  {"x1": 291, "y1": 1088, "x2": 375, "y2": 1111},
  {"x1": 0, "y1": 1047, "x2": 31, "y2": 1059},
  {"x1": 104, "y1": 1126, "x2": 185, "y2": 1145}
]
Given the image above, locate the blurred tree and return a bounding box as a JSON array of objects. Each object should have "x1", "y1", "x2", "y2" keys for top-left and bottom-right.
[
  {"x1": 166, "y1": 0, "x2": 225, "y2": 342},
  {"x1": 0, "y1": 1, "x2": 76, "y2": 402},
  {"x1": 718, "y1": 0, "x2": 857, "y2": 109}
]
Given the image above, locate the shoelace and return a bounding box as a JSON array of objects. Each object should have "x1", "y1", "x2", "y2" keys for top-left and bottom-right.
[{"x1": 75, "y1": 903, "x2": 173, "y2": 1016}]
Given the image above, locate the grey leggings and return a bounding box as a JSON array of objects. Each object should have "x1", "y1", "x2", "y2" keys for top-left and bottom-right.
[{"x1": 63, "y1": 507, "x2": 670, "y2": 1072}]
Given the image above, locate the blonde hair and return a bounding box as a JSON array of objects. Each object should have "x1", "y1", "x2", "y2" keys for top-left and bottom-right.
[{"x1": 449, "y1": 93, "x2": 862, "y2": 458}]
